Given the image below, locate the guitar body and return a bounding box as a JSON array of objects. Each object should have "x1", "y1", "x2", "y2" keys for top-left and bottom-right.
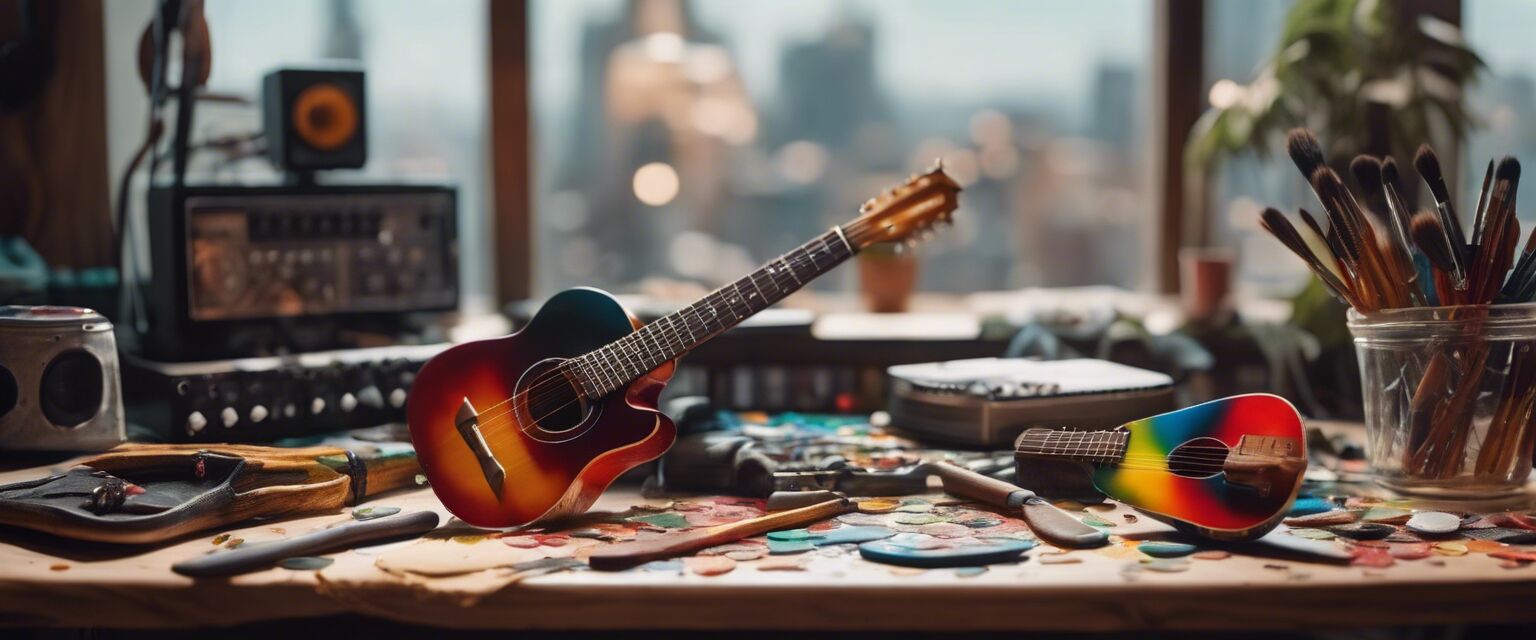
[
  {"x1": 1091, "y1": 394, "x2": 1306, "y2": 540},
  {"x1": 407, "y1": 288, "x2": 675, "y2": 528}
]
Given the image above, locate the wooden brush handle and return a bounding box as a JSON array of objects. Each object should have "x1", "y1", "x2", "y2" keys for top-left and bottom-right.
[
  {"x1": 587, "y1": 498, "x2": 851, "y2": 570},
  {"x1": 926, "y1": 460, "x2": 1021, "y2": 506}
]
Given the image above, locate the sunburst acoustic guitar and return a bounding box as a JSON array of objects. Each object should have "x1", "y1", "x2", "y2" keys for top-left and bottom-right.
[{"x1": 408, "y1": 166, "x2": 962, "y2": 528}]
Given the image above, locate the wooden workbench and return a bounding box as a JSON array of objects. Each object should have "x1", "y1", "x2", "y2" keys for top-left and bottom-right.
[{"x1": 2, "y1": 449, "x2": 1535, "y2": 633}]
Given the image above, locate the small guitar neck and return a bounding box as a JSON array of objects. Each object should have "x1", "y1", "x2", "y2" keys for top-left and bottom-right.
[
  {"x1": 1015, "y1": 428, "x2": 1129, "y2": 465},
  {"x1": 571, "y1": 229, "x2": 855, "y2": 398}
]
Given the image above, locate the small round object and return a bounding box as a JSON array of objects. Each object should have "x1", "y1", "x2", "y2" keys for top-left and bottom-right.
[
  {"x1": 388, "y1": 388, "x2": 408, "y2": 408},
  {"x1": 869, "y1": 411, "x2": 891, "y2": 428},
  {"x1": 220, "y1": 407, "x2": 238, "y2": 428},
  {"x1": 249, "y1": 404, "x2": 269, "y2": 423},
  {"x1": 185, "y1": 411, "x2": 208, "y2": 434},
  {"x1": 858, "y1": 539, "x2": 1034, "y2": 569},
  {"x1": 310, "y1": 397, "x2": 326, "y2": 415},
  {"x1": 1406, "y1": 511, "x2": 1461, "y2": 535},
  {"x1": 283, "y1": 403, "x2": 298, "y2": 418},
  {"x1": 340, "y1": 392, "x2": 358, "y2": 412}
]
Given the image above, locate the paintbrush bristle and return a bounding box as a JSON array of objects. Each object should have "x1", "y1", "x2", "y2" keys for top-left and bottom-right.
[
  {"x1": 1350, "y1": 155, "x2": 1390, "y2": 218},
  {"x1": 1411, "y1": 211, "x2": 1458, "y2": 273},
  {"x1": 1382, "y1": 156, "x2": 1401, "y2": 186},
  {"x1": 1414, "y1": 144, "x2": 1450, "y2": 202},
  {"x1": 1310, "y1": 166, "x2": 1364, "y2": 260},
  {"x1": 1351, "y1": 156, "x2": 1384, "y2": 195},
  {"x1": 1496, "y1": 156, "x2": 1522, "y2": 184},
  {"x1": 1287, "y1": 129, "x2": 1326, "y2": 181}
]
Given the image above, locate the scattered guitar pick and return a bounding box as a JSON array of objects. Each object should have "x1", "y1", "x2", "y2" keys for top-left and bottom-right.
[
  {"x1": 1037, "y1": 553, "x2": 1082, "y2": 565},
  {"x1": 810, "y1": 526, "x2": 896, "y2": 546},
  {"x1": 856, "y1": 499, "x2": 901, "y2": 513},
  {"x1": 766, "y1": 529, "x2": 813, "y2": 541},
  {"x1": 1489, "y1": 550, "x2": 1536, "y2": 562},
  {"x1": 1405, "y1": 511, "x2": 1460, "y2": 535},
  {"x1": 858, "y1": 539, "x2": 1034, "y2": 568},
  {"x1": 1462, "y1": 527, "x2": 1536, "y2": 544},
  {"x1": 1287, "y1": 496, "x2": 1333, "y2": 517},
  {"x1": 1192, "y1": 550, "x2": 1230, "y2": 560},
  {"x1": 1360, "y1": 507, "x2": 1412, "y2": 525},
  {"x1": 1325, "y1": 523, "x2": 1396, "y2": 540},
  {"x1": 1433, "y1": 541, "x2": 1469, "y2": 556},
  {"x1": 767, "y1": 539, "x2": 814, "y2": 555},
  {"x1": 1489, "y1": 512, "x2": 1536, "y2": 531},
  {"x1": 1283, "y1": 510, "x2": 1356, "y2": 527},
  {"x1": 1138, "y1": 542, "x2": 1198, "y2": 558},
  {"x1": 684, "y1": 556, "x2": 737, "y2": 576},
  {"x1": 352, "y1": 506, "x2": 401, "y2": 521},
  {"x1": 1389, "y1": 542, "x2": 1433, "y2": 560}
]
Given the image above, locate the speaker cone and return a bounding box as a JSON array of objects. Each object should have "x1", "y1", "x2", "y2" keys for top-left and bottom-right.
[{"x1": 40, "y1": 350, "x2": 103, "y2": 428}]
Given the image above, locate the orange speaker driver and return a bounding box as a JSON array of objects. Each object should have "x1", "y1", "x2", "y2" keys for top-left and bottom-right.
[{"x1": 291, "y1": 83, "x2": 358, "y2": 151}]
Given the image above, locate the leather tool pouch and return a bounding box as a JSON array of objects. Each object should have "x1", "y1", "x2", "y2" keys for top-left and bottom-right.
[{"x1": 0, "y1": 444, "x2": 369, "y2": 544}]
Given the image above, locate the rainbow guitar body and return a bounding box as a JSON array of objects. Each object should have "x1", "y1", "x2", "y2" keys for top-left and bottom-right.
[
  {"x1": 408, "y1": 288, "x2": 676, "y2": 528},
  {"x1": 409, "y1": 167, "x2": 962, "y2": 528},
  {"x1": 1018, "y1": 394, "x2": 1307, "y2": 541}
]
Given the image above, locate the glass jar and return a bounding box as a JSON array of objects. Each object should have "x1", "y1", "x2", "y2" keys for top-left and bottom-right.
[{"x1": 1347, "y1": 304, "x2": 1536, "y2": 498}]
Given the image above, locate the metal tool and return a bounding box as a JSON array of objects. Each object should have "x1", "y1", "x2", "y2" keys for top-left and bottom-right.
[
  {"x1": 172, "y1": 510, "x2": 440, "y2": 577},
  {"x1": 923, "y1": 460, "x2": 1108, "y2": 549}
]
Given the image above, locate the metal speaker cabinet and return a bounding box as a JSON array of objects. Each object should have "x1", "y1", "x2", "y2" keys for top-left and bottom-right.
[{"x1": 0, "y1": 306, "x2": 126, "y2": 451}]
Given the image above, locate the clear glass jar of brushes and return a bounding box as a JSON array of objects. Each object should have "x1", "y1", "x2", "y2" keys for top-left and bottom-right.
[{"x1": 1348, "y1": 304, "x2": 1536, "y2": 498}]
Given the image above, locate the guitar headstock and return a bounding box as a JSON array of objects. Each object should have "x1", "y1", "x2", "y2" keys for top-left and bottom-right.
[{"x1": 843, "y1": 163, "x2": 962, "y2": 250}]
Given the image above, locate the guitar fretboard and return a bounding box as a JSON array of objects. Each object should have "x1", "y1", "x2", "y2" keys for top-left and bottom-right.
[
  {"x1": 569, "y1": 229, "x2": 855, "y2": 398},
  {"x1": 1015, "y1": 428, "x2": 1129, "y2": 464}
]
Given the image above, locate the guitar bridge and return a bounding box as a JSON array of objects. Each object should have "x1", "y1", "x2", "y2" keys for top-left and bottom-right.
[
  {"x1": 1223, "y1": 435, "x2": 1305, "y2": 497},
  {"x1": 456, "y1": 398, "x2": 507, "y2": 499}
]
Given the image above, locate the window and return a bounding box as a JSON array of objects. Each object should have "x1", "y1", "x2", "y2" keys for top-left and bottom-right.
[
  {"x1": 530, "y1": 0, "x2": 1154, "y2": 297},
  {"x1": 1464, "y1": 0, "x2": 1536, "y2": 221},
  {"x1": 1200, "y1": 0, "x2": 1307, "y2": 298}
]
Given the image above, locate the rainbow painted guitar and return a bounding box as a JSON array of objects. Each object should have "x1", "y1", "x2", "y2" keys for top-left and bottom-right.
[{"x1": 1015, "y1": 394, "x2": 1307, "y2": 541}]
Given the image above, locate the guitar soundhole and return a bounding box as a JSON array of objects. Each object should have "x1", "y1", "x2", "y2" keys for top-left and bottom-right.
[
  {"x1": 1168, "y1": 437, "x2": 1228, "y2": 479},
  {"x1": 516, "y1": 359, "x2": 589, "y2": 434}
]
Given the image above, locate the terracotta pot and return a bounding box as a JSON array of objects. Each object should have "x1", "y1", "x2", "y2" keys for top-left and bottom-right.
[{"x1": 858, "y1": 250, "x2": 919, "y2": 313}]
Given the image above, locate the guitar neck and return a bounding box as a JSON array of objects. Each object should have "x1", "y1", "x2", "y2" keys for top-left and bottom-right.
[
  {"x1": 571, "y1": 228, "x2": 856, "y2": 398},
  {"x1": 1015, "y1": 428, "x2": 1129, "y2": 465}
]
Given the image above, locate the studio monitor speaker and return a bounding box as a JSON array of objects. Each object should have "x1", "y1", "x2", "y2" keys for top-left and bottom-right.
[
  {"x1": 263, "y1": 67, "x2": 367, "y2": 172},
  {"x1": 0, "y1": 306, "x2": 126, "y2": 451}
]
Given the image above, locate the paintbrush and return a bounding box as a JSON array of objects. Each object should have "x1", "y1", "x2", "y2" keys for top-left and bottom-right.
[
  {"x1": 1353, "y1": 155, "x2": 1425, "y2": 305},
  {"x1": 1411, "y1": 211, "x2": 1463, "y2": 305},
  {"x1": 1415, "y1": 144, "x2": 1471, "y2": 289},
  {"x1": 1313, "y1": 166, "x2": 1404, "y2": 308},
  {"x1": 1472, "y1": 159, "x2": 1495, "y2": 247},
  {"x1": 1260, "y1": 207, "x2": 1355, "y2": 306},
  {"x1": 1503, "y1": 225, "x2": 1536, "y2": 302},
  {"x1": 1383, "y1": 157, "x2": 1438, "y2": 303},
  {"x1": 1468, "y1": 158, "x2": 1522, "y2": 302}
]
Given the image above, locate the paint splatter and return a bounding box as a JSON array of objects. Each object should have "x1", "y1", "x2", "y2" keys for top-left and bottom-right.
[
  {"x1": 894, "y1": 514, "x2": 946, "y2": 526},
  {"x1": 767, "y1": 529, "x2": 813, "y2": 541},
  {"x1": 212, "y1": 534, "x2": 230, "y2": 545},
  {"x1": 767, "y1": 539, "x2": 815, "y2": 555},
  {"x1": 684, "y1": 556, "x2": 737, "y2": 576},
  {"x1": 1192, "y1": 550, "x2": 1230, "y2": 560},
  {"x1": 49, "y1": 563, "x2": 69, "y2": 571}
]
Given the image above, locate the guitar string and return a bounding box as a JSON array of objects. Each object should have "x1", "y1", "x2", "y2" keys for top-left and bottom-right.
[
  {"x1": 1022, "y1": 449, "x2": 1237, "y2": 466},
  {"x1": 470, "y1": 215, "x2": 909, "y2": 434},
  {"x1": 478, "y1": 216, "x2": 899, "y2": 428},
  {"x1": 1017, "y1": 438, "x2": 1236, "y2": 455},
  {"x1": 473, "y1": 244, "x2": 840, "y2": 437},
  {"x1": 468, "y1": 241, "x2": 839, "y2": 429},
  {"x1": 472, "y1": 244, "x2": 855, "y2": 444},
  {"x1": 469, "y1": 233, "x2": 848, "y2": 428}
]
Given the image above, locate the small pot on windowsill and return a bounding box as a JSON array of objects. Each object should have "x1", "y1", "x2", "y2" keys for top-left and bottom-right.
[{"x1": 858, "y1": 242, "x2": 919, "y2": 313}]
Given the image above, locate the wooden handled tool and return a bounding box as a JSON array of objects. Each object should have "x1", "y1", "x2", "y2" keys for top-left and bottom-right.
[
  {"x1": 587, "y1": 498, "x2": 852, "y2": 570},
  {"x1": 924, "y1": 461, "x2": 1108, "y2": 548}
]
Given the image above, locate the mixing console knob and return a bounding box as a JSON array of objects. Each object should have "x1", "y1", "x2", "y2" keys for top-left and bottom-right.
[
  {"x1": 340, "y1": 392, "x2": 358, "y2": 413},
  {"x1": 186, "y1": 411, "x2": 208, "y2": 435},
  {"x1": 249, "y1": 404, "x2": 269, "y2": 423},
  {"x1": 388, "y1": 388, "x2": 408, "y2": 409},
  {"x1": 220, "y1": 407, "x2": 239, "y2": 428},
  {"x1": 311, "y1": 397, "x2": 327, "y2": 415},
  {"x1": 283, "y1": 403, "x2": 297, "y2": 418},
  {"x1": 356, "y1": 385, "x2": 385, "y2": 410}
]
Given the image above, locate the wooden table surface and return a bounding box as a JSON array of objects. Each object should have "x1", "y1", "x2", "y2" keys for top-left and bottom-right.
[{"x1": 2, "y1": 450, "x2": 1536, "y2": 631}]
